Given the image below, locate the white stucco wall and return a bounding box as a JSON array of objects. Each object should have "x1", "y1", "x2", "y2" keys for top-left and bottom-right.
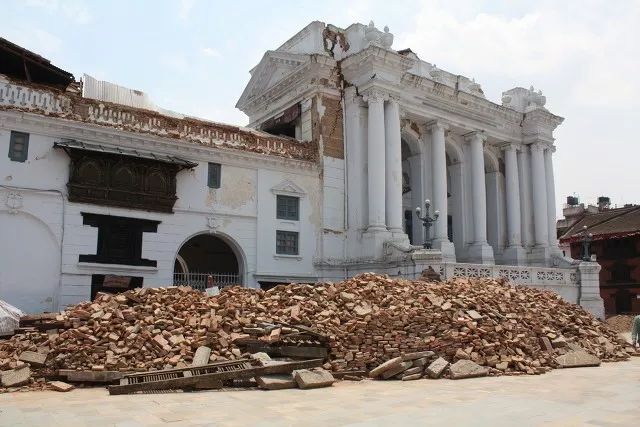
[{"x1": 0, "y1": 114, "x2": 321, "y2": 312}]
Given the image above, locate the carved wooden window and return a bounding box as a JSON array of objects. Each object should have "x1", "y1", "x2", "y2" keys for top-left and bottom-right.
[
  {"x1": 65, "y1": 149, "x2": 181, "y2": 212},
  {"x1": 9, "y1": 131, "x2": 29, "y2": 162},
  {"x1": 208, "y1": 162, "x2": 221, "y2": 188},
  {"x1": 79, "y1": 213, "x2": 159, "y2": 267}
]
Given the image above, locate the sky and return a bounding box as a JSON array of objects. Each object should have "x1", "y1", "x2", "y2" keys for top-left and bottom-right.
[{"x1": 3, "y1": 0, "x2": 639, "y2": 216}]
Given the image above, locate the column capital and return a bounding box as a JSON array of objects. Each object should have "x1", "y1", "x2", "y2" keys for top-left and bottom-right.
[
  {"x1": 500, "y1": 142, "x2": 520, "y2": 152},
  {"x1": 426, "y1": 119, "x2": 449, "y2": 133},
  {"x1": 463, "y1": 130, "x2": 487, "y2": 144},
  {"x1": 362, "y1": 87, "x2": 388, "y2": 104},
  {"x1": 529, "y1": 140, "x2": 550, "y2": 152}
]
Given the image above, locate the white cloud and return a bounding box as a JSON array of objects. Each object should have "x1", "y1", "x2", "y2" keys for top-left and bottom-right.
[
  {"x1": 25, "y1": 0, "x2": 92, "y2": 24},
  {"x1": 395, "y1": 0, "x2": 640, "y2": 108},
  {"x1": 178, "y1": 0, "x2": 196, "y2": 21},
  {"x1": 201, "y1": 47, "x2": 221, "y2": 58}
]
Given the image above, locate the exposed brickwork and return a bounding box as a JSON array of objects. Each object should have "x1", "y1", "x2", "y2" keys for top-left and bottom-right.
[
  {"x1": 312, "y1": 95, "x2": 343, "y2": 159},
  {"x1": 0, "y1": 78, "x2": 318, "y2": 162}
]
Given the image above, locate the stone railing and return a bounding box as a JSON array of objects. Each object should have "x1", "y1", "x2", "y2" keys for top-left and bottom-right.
[
  {"x1": 0, "y1": 78, "x2": 317, "y2": 161},
  {"x1": 437, "y1": 262, "x2": 579, "y2": 287}
]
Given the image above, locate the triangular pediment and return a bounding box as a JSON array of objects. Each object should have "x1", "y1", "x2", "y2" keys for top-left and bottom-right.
[
  {"x1": 270, "y1": 179, "x2": 306, "y2": 196},
  {"x1": 236, "y1": 51, "x2": 310, "y2": 112}
]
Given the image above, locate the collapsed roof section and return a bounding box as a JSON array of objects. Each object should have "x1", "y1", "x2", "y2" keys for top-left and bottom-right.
[
  {"x1": 0, "y1": 37, "x2": 74, "y2": 89},
  {"x1": 0, "y1": 38, "x2": 317, "y2": 162}
]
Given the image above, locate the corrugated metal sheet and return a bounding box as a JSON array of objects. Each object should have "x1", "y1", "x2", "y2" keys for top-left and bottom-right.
[{"x1": 82, "y1": 74, "x2": 183, "y2": 118}]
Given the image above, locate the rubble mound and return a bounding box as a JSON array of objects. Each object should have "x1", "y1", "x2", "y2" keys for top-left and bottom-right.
[
  {"x1": 0, "y1": 273, "x2": 632, "y2": 388},
  {"x1": 605, "y1": 314, "x2": 636, "y2": 333}
]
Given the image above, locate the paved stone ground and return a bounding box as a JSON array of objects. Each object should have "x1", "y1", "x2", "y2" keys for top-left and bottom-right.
[{"x1": 1, "y1": 358, "x2": 638, "y2": 427}]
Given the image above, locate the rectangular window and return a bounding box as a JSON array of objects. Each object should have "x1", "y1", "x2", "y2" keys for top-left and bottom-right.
[
  {"x1": 276, "y1": 195, "x2": 299, "y2": 220},
  {"x1": 208, "y1": 163, "x2": 221, "y2": 188},
  {"x1": 79, "y1": 213, "x2": 160, "y2": 266},
  {"x1": 8, "y1": 131, "x2": 29, "y2": 162},
  {"x1": 276, "y1": 230, "x2": 299, "y2": 255}
]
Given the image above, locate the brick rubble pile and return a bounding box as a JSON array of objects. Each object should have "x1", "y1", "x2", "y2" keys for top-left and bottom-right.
[{"x1": 0, "y1": 273, "x2": 633, "y2": 391}]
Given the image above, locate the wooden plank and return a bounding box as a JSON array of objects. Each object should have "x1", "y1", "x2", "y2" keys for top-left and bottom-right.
[{"x1": 277, "y1": 346, "x2": 328, "y2": 359}]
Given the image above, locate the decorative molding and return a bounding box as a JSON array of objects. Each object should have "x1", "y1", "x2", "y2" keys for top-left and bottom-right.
[
  {"x1": 0, "y1": 112, "x2": 319, "y2": 175},
  {"x1": 206, "y1": 215, "x2": 221, "y2": 232},
  {"x1": 270, "y1": 179, "x2": 307, "y2": 197},
  {"x1": 5, "y1": 191, "x2": 23, "y2": 214}
]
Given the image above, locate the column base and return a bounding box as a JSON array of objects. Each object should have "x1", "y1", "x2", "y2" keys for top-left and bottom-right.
[
  {"x1": 579, "y1": 296, "x2": 605, "y2": 320},
  {"x1": 390, "y1": 229, "x2": 410, "y2": 246},
  {"x1": 502, "y1": 245, "x2": 527, "y2": 265},
  {"x1": 362, "y1": 228, "x2": 392, "y2": 259},
  {"x1": 530, "y1": 246, "x2": 551, "y2": 266},
  {"x1": 433, "y1": 238, "x2": 456, "y2": 262},
  {"x1": 467, "y1": 242, "x2": 494, "y2": 264}
]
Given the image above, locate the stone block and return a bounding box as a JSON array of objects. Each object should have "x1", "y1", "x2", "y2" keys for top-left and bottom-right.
[
  {"x1": 449, "y1": 360, "x2": 489, "y2": 380},
  {"x1": 466, "y1": 310, "x2": 483, "y2": 320},
  {"x1": 555, "y1": 351, "x2": 601, "y2": 368},
  {"x1": 496, "y1": 362, "x2": 509, "y2": 371},
  {"x1": 369, "y1": 356, "x2": 403, "y2": 378},
  {"x1": 412, "y1": 357, "x2": 428, "y2": 367},
  {"x1": 426, "y1": 357, "x2": 449, "y2": 379},
  {"x1": 49, "y1": 381, "x2": 74, "y2": 392},
  {"x1": 381, "y1": 361, "x2": 412, "y2": 379},
  {"x1": 293, "y1": 369, "x2": 335, "y2": 389},
  {"x1": 540, "y1": 337, "x2": 554, "y2": 352},
  {"x1": 1, "y1": 366, "x2": 31, "y2": 387},
  {"x1": 402, "y1": 351, "x2": 434, "y2": 361},
  {"x1": 192, "y1": 346, "x2": 212, "y2": 367},
  {"x1": 401, "y1": 373, "x2": 422, "y2": 381},
  {"x1": 402, "y1": 366, "x2": 423, "y2": 376},
  {"x1": 256, "y1": 375, "x2": 297, "y2": 390},
  {"x1": 60, "y1": 370, "x2": 123, "y2": 383},
  {"x1": 19, "y1": 351, "x2": 48, "y2": 367}
]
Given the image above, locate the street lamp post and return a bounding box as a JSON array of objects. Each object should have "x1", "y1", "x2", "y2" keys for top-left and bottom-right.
[
  {"x1": 580, "y1": 225, "x2": 593, "y2": 261},
  {"x1": 415, "y1": 199, "x2": 439, "y2": 249}
]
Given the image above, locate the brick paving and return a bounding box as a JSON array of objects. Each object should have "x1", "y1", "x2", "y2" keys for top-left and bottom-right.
[{"x1": 1, "y1": 358, "x2": 638, "y2": 427}]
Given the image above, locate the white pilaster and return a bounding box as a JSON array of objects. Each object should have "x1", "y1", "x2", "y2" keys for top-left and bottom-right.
[
  {"x1": 428, "y1": 120, "x2": 456, "y2": 261},
  {"x1": 544, "y1": 146, "x2": 559, "y2": 251},
  {"x1": 364, "y1": 89, "x2": 387, "y2": 232},
  {"x1": 384, "y1": 97, "x2": 405, "y2": 241},
  {"x1": 465, "y1": 131, "x2": 494, "y2": 264},
  {"x1": 502, "y1": 143, "x2": 526, "y2": 263}
]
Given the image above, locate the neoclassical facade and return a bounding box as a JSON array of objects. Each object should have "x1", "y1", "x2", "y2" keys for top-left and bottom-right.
[
  {"x1": 0, "y1": 23, "x2": 603, "y2": 318},
  {"x1": 237, "y1": 21, "x2": 564, "y2": 268}
]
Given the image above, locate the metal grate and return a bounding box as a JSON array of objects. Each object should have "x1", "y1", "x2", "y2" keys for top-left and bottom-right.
[{"x1": 173, "y1": 272, "x2": 241, "y2": 291}]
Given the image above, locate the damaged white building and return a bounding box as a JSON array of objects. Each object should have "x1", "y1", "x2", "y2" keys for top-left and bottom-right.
[{"x1": 0, "y1": 22, "x2": 603, "y2": 317}]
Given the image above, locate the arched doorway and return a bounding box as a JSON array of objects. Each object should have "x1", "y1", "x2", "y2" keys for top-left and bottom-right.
[{"x1": 173, "y1": 234, "x2": 242, "y2": 290}]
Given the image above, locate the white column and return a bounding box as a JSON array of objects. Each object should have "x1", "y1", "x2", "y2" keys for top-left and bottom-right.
[
  {"x1": 465, "y1": 131, "x2": 494, "y2": 263},
  {"x1": 503, "y1": 144, "x2": 522, "y2": 247},
  {"x1": 530, "y1": 142, "x2": 549, "y2": 247},
  {"x1": 430, "y1": 121, "x2": 448, "y2": 243},
  {"x1": 517, "y1": 146, "x2": 533, "y2": 248},
  {"x1": 365, "y1": 89, "x2": 386, "y2": 232},
  {"x1": 384, "y1": 98, "x2": 404, "y2": 237},
  {"x1": 344, "y1": 87, "x2": 365, "y2": 234},
  {"x1": 408, "y1": 154, "x2": 424, "y2": 246},
  {"x1": 502, "y1": 144, "x2": 527, "y2": 264},
  {"x1": 544, "y1": 146, "x2": 559, "y2": 249},
  {"x1": 428, "y1": 120, "x2": 455, "y2": 260},
  {"x1": 468, "y1": 132, "x2": 488, "y2": 244}
]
